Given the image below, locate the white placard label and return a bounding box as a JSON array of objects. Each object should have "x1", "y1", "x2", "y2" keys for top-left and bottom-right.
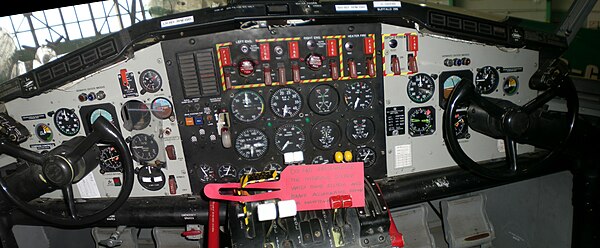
[
  {"x1": 335, "y1": 4, "x2": 368, "y2": 12},
  {"x1": 75, "y1": 173, "x2": 101, "y2": 198},
  {"x1": 497, "y1": 139, "x2": 505, "y2": 153},
  {"x1": 161, "y1": 15, "x2": 194, "y2": 28},
  {"x1": 373, "y1": 1, "x2": 402, "y2": 8},
  {"x1": 395, "y1": 144, "x2": 412, "y2": 168}
]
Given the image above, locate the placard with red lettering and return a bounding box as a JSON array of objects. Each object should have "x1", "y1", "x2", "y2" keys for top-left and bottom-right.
[{"x1": 203, "y1": 162, "x2": 365, "y2": 211}]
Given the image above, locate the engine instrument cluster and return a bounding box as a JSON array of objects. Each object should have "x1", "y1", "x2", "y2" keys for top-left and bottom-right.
[{"x1": 162, "y1": 24, "x2": 387, "y2": 192}]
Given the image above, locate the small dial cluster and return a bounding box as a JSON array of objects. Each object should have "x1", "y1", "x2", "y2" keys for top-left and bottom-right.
[{"x1": 229, "y1": 81, "x2": 375, "y2": 123}]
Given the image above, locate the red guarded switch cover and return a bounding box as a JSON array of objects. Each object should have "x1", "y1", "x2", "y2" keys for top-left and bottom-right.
[
  {"x1": 218, "y1": 47, "x2": 232, "y2": 66},
  {"x1": 363, "y1": 37, "x2": 375, "y2": 55}
]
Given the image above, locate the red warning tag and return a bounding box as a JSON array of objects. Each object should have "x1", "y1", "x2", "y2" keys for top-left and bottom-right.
[{"x1": 204, "y1": 162, "x2": 365, "y2": 211}]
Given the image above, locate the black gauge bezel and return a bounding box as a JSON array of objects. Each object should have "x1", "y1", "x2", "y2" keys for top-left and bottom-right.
[{"x1": 53, "y1": 108, "x2": 81, "y2": 136}]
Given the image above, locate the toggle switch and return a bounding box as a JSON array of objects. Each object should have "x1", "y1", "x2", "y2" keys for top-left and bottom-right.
[
  {"x1": 366, "y1": 58, "x2": 375, "y2": 77},
  {"x1": 292, "y1": 64, "x2": 301, "y2": 83},
  {"x1": 329, "y1": 60, "x2": 339, "y2": 80},
  {"x1": 408, "y1": 54, "x2": 418, "y2": 73},
  {"x1": 263, "y1": 66, "x2": 272, "y2": 86},
  {"x1": 348, "y1": 59, "x2": 358, "y2": 79},
  {"x1": 278, "y1": 65, "x2": 287, "y2": 84},
  {"x1": 391, "y1": 55, "x2": 401, "y2": 75},
  {"x1": 224, "y1": 71, "x2": 232, "y2": 90}
]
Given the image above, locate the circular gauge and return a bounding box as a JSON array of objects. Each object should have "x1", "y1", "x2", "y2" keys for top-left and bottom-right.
[
  {"x1": 218, "y1": 164, "x2": 237, "y2": 179},
  {"x1": 130, "y1": 133, "x2": 159, "y2": 162},
  {"x1": 503, "y1": 76, "x2": 519, "y2": 95},
  {"x1": 270, "y1": 87, "x2": 302, "y2": 118},
  {"x1": 347, "y1": 117, "x2": 375, "y2": 144},
  {"x1": 344, "y1": 82, "x2": 374, "y2": 111},
  {"x1": 356, "y1": 147, "x2": 376, "y2": 168},
  {"x1": 453, "y1": 111, "x2": 469, "y2": 139},
  {"x1": 238, "y1": 166, "x2": 258, "y2": 178},
  {"x1": 311, "y1": 121, "x2": 341, "y2": 150},
  {"x1": 475, "y1": 66, "x2": 499, "y2": 94},
  {"x1": 308, "y1": 84, "x2": 339, "y2": 115},
  {"x1": 231, "y1": 91, "x2": 264, "y2": 122},
  {"x1": 139, "y1": 69, "x2": 163, "y2": 93},
  {"x1": 311, "y1": 155, "x2": 330, "y2": 164},
  {"x1": 235, "y1": 128, "x2": 269, "y2": 160},
  {"x1": 35, "y1": 123, "x2": 53, "y2": 142},
  {"x1": 264, "y1": 162, "x2": 283, "y2": 171},
  {"x1": 90, "y1": 108, "x2": 114, "y2": 125},
  {"x1": 407, "y1": 73, "x2": 435, "y2": 103},
  {"x1": 137, "y1": 165, "x2": 165, "y2": 191},
  {"x1": 151, "y1": 97, "x2": 173, "y2": 119},
  {"x1": 53, "y1": 108, "x2": 81, "y2": 136},
  {"x1": 99, "y1": 146, "x2": 122, "y2": 173},
  {"x1": 121, "y1": 100, "x2": 151, "y2": 131},
  {"x1": 199, "y1": 164, "x2": 216, "y2": 183},
  {"x1": 275, "y1": 124, "x2": 305, "y2": 153},
  {"x1": 408, "y1": 106, "x2": 436, "y2": 137}
]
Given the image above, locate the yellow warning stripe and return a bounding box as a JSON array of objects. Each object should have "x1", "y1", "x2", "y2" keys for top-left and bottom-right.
[
  {"x1": 381, "y1": 33, "x2": 419, "y2": 77},
  {"x1": 369, "y1": 34, "x2": 377, "y2": 77},
  {"x1": 255, "y1": 37, "x2": 301, "y2": 42},
  {"x1": 323, "y1": 35, "x2": 344, "y2": 39},
  {"x1": 215, "y1": 43, "x2": 227, "y2": 91}
]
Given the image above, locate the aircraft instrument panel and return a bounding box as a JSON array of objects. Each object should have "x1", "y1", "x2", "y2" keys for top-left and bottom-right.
[{"x1": 0, "y1": 4, "x2": 541, "y2": 200}]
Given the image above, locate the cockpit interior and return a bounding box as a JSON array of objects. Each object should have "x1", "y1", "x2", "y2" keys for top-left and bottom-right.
[{"x1": 0, "y1": 0, "x2": 599, "y2": 247}]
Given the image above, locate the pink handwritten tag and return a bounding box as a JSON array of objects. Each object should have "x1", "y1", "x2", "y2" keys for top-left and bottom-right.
[{"x1": 203, "y1": 162, "x2": 365, "y2": 211}]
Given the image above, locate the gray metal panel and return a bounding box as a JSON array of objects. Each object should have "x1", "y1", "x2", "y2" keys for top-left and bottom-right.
[
  {"x1": 4, "y1": 44, "x2": 192, "y2": 198},
  {"x1": 381, "y1": 24, "x2": 539, "y2": 177}
]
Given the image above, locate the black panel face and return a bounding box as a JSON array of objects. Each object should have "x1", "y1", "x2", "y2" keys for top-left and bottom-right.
[{"x1": 162, "y1": 24, "x2": 386, "y2": 194}]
